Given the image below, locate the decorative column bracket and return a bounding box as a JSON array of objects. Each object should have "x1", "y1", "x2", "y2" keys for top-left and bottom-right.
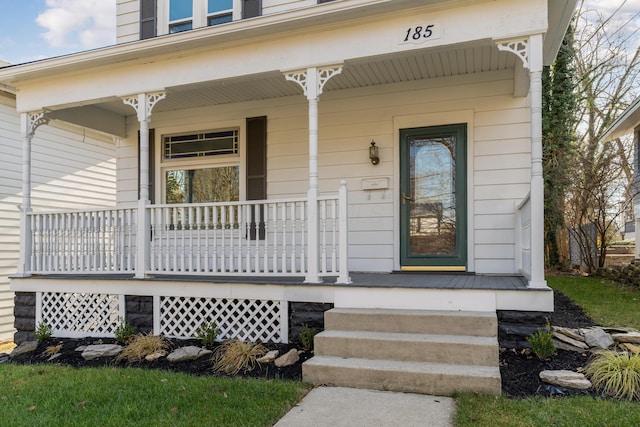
[
  {"x1": 24, "y1": 111, "x2": 50, "y2": 137},
  {"x1": 496, "y1": 38, "x2": 529, "y2": 70},
  {"x1": 122, "y1": 91, "x2": 166, "y2": 122},
  {"x1": 284, "y1": 65, "x2": 343, "y2": 100}
]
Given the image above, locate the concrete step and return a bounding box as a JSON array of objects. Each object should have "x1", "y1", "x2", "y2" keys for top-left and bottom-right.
[
  {"x1": 324, "y1": 308, "x2": 497, "y2": 337},
  {"x1": 314, "y1": 329, "x2": 498, "y2": 366},
  {"x1": 303, "y1": 355, "x2": 502, "y2": 396}
]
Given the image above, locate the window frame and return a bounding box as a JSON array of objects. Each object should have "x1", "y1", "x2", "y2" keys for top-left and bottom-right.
[
  {"x1": 159, "y1": 0, "x2": 242, "y2": 35},
  {"x1": 156, "y1": 122, "x2": 246, "y2": 204}
]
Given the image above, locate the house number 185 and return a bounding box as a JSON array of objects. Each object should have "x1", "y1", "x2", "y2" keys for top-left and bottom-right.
[{"x1": 403, "y1": 25, "x2": 435, "y2": 42}]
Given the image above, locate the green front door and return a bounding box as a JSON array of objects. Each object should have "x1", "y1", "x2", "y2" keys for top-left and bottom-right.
[{"x1": 400, "y1": 124, "x2": 467, "y2": 270}]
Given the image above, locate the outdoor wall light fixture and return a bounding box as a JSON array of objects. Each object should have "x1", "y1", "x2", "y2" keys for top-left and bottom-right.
[{"x1": 369, "y1": 140, "x2": 380, "y2": 165}]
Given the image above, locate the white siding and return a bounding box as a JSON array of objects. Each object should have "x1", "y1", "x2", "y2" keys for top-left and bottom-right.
[
  {"x1": 117, "y1": 70, "x2": 530, "y2": 275},
  {"x1": 0, "y1": 93, "x2": 116, "y2": 342},
  {"x1": 117, "y1": 0, "x2": 140, "y2": 44}
]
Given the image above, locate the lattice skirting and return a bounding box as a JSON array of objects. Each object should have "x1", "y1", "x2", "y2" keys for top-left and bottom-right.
[
  {"x1": 36, "y1": 291, "x2": 288, "y2": 343},
  {"x1": 37, "y1": 292, "x2": 124, "y2": 338},
  {"x1": 157, "y1": 296, "x2": 287, "y2": 343}
]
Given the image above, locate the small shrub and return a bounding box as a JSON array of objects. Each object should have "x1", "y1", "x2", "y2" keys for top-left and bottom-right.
[
  {"x1": 298, "y1": 323, "x2": 316, "y2": 352},
  {"x1": 114, "y1": 320, "x2": 135, "y2": 344},
  {"x1": 196, "y1": 321, "x2": 220, "y2": 348},
  {"x1": 525, "y1": 321, "x2": 555, "y2": 359},
  {"x1": 585, "y1": 351, "x2": 640, "y2": 400},
  {"x1": 34, "y1": 321, "x2": 53, "y2": 341},
  {"x1": 212, "y1": 339, "x2": 268, "y2": 375},
  {"x1": 117, "y1": 333, "x2": 169, "y2": 362}
]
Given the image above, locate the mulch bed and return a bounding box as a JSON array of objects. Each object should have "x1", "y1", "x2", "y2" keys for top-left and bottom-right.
[
  {"x1": 4, "y1": 289, "x2": 604, "y2": 398},
  {"x1": 500, "y1": 289, "x2": 600, "y2": 398}
]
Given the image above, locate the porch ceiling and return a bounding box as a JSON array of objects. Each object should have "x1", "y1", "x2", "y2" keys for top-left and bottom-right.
[{"x1": 93, "y1": 44, "x2": 517, "y2": 117}]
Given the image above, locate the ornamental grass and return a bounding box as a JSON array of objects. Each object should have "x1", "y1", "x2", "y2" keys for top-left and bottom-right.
[
  {"x1": 584, "y1": 351, "x2": 640, "y2": 400},
  {"x1": 117, "y1": 333, "x2": 169, "y2": 362},
  {"x1": 212, "y1": 339, "x2": 268, "y2": 375}
]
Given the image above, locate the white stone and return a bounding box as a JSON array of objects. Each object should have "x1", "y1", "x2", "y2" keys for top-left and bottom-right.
[
  {"x1": 612, "y1": 332, "x2": 640, "y2": 344},
  {"x1": 167, "y1": 346, "x2": 212, "y2": 362},
  {"x1": 552, "y1": 331, "x2": 589, "y2": 350},
  {"x1": 275, "y1": 349, "x2": 299, "y2": 368},
  {"x1": 539, "y1": 370, "x2": 592, "y2": 390},
  {"x1": 257, "y1": 350, "x2": 279, "y2": 364},
  {"x1": 553, "y1": 326, "x2": 585, "y2": 342},
  {"x1": 145, "y1": 351, "x2": 167, "y2": 362},
  {"x1": 10, "y1": 341, "x2": 38, "y2": 357},
  {"x1": 581, "y1": 327, "x2": 614, "y2": 349},
  {"x1": 81, "y1": 344, "x2": 123, "y2": 360}
]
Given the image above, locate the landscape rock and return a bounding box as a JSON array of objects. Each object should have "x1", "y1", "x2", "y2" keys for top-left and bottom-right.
[
  {"x1": 552, "y1": 331, "x2": 589, "y2": 350},
  {"x1": 10, "y1": 341, "x2": 38, "y2": 357},
  {"x1": 552, "y1": 326, "x2": 585, "y2": 342},
  {"x1": 47, "y1": 353, "x2": 62, "y2": 362},
  {"x1": 552, "y1": 339, "x2": 588, "y2": 353},
  {"x1": 257, "y1": 350, "x2": 279, "y2": 364},
  {"x1": 539, "y1": 370, "x2": 592, "y2": 390},
  {"x1": 81, "y1": 344, "x2": 123, "y2": 360},
  {"x1": 581, "y1": 327, "x2": 614, "y2": 349},
  {"x1": 0, "y1": 353, "x2": 10, "y2": 363},
  {"x1": 612, "y1": 332, "x2": 640, "y2": 345},
  {"x1": 619, "y1": 343, "x2": 640, "y2": 353},
  {"x1": 167, "y1": 346, "x2": 212, "y2": 363},
  {"x1": 275, "y1": 349, "x2": 299, "y2": 368},
  {"x1": 145, "y1": 351, "x2": 167, "y2": 362},
  {"x1": 75, "y1": 346, "x2": 87, "y2": 352}
]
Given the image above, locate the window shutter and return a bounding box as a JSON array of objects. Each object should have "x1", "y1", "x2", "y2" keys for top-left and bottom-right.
[
  {"x1": 246, "y1": 116, "x2": 267, "y2": 239},
  {"x1": 243, "y1": 0, "x2": 262, "y2": 19},
  {"x1": 140, "y1": 0, "x2": 157, "y2": 40},
  {"x1": 138, "y1": 128, "x2": 156, "y2": 204}
]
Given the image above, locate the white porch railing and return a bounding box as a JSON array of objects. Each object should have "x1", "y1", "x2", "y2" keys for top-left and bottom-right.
[
  {"x1": 25, "y1": 183, "x2": 350, "y2": 283},
  {"x1": 29, "y1": 207, "x2": 137, "y2": 274},
  {"x1": 515, "y1": 192, "x2": 531, "y2": 280}
]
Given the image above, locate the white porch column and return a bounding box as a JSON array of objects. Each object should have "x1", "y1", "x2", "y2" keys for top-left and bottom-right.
[
  {"x1": 497, "y1": 36, "x2": 546, "y2": 288},
  {"x1": 16, "y1": 112, "x2": 49, "y2": 277},
  {"x1": 122, "y1": 92, "x2": 166, "y2": 278},
  {"x1": 285, "y1": 65, "x2": 343, "y2": 283}
]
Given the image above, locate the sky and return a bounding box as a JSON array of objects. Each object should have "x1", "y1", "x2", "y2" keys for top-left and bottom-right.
[{"x1": 0, "y1": 0, "x2": 638, "y2": 65}]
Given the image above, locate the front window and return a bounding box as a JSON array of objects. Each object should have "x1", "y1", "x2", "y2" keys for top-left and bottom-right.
[
  {"x1": 166, "y1": 166, "x2": 239, "y2": 203},
  {"x1": 169, "y1": 0, "x2": 193, "y2": 33},
  {"x1": 162, "y1": 128, "x2": 240, "y2": 204},
  {"x1": 208, "y1": 0, "x2": 233, "y2": 26}
]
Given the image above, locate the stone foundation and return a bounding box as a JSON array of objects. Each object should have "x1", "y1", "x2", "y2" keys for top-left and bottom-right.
[
  {"x1": 125, "y1": 295, "x2": 154, "y2": 333},
  {"x1": 13, "y1": 292, "x2": 36, "y2": 345},
  {"x1": 498, "y1": 310, "x2": 551, "y2": 349},
  {"x1": 289, "y1": 302, "x2": 333, "y2": 342}
]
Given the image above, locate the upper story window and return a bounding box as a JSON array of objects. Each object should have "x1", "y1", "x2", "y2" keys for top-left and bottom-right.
[
  {"x1": 164, "y1": 0, "x2": 236, "y2": 34},
  {"x1": 169, "y1": 0, "x2": 193, "y2": 33},
  {"x1": 208, "y1": 0, "x2": 233, "y2": 26}
]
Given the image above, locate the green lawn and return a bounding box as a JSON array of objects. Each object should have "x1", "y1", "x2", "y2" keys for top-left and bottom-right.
[
  {"x1": 455, "y1": 274, "x2": 640, "y2": 426},
  {"x1": 456, "y1": 394, "x2": 640, "y2": 427},
  {"x1": 0, "y1": 365, "x2": 310, "y2": 427},
  {"x1": 548, "y1": 275, "x2": 640, "y2": 329}
]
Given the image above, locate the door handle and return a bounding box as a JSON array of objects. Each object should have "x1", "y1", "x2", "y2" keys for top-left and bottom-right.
[{"x1": 402, "y1": 193, "x2": 413, "y2": 205}]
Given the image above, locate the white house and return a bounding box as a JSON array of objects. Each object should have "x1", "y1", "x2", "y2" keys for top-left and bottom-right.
[
  {"x1": 0, "y1": 63, "x2": 116, "y2": 343},
  {"x1": 0, "y1": 0, "x2": 576, "y2": 394},
  {"x1": 601, "y1": 96, "x2": 640, "y2": 252}
]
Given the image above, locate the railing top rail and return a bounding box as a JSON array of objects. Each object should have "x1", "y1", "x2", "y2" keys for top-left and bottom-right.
[
  {"x1": 516, "y1": 192, "x2": 531, "y2": 211},
  {"x1": 150, "y1": 196, "x2": 322, "y2": 209},
  {"x1": 27, "y1": 204, "x2": 136, "y2": 216}
]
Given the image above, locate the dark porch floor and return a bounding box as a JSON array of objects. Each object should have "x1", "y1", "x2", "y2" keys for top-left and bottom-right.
[{"x1": 22, "y1": 272, "x2": 529, "y2": 290}]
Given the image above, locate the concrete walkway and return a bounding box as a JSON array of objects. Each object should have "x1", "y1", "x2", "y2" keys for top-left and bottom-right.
[{"x1": 274, "y1": 387, "x2": 456, "y2": 427}]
